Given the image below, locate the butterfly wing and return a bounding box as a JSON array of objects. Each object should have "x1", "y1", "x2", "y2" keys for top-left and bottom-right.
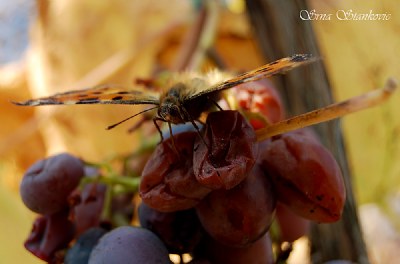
[
  {"x1": 186, "y1": 54, "x2": 317, "y2": 101},
  {"x1": 13, "y1": 84, "x2": 160, "y2": 106}
]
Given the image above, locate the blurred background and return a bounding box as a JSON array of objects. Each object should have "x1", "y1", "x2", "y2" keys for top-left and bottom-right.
[{"x1": 0, "y1": 0, "x2": 399, "y2": 263}]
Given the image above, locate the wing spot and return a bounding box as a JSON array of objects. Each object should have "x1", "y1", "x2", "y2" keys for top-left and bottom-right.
[
  {"x1": 76, "y1": 97, "x2": 100, "y2": 104},
  {"x1": 112, "y1": 96, "x2": 123, "y2": 101}
]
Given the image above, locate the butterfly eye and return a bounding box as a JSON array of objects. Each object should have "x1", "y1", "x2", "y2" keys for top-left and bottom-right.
[{"x1": 169, "y1": 106, "x2": 180, "y2": 117}]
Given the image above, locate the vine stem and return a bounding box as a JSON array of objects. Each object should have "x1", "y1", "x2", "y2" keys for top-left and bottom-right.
[{"x1": 172, "y1": 0, "x2": 220, "y2": 71}]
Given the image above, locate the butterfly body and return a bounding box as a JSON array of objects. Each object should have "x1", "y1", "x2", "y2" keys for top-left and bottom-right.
[
  {"x1": 157, "y1": 78, "x2": 220, "y2": 124},
  {"x1": 14, "y1": 54, "x2": 316, "y2": 131}
]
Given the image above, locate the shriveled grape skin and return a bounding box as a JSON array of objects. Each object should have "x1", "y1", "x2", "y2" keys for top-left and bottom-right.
[
  {"x1": 24, "y1": 209, "x2": 75, "y2": 262},
  {"x1": 20, "y1": 153, "x2": 84, "y2": 215},
  {"x1": 88, "y1": 226, "x2": 170, "y2": 264},
  {"x1": 193, "y1": 111, "x2": 258, "y2": 190},
  {"x1": 70, "y1": 183, "x2": 107, "y2": 237},
  {"x1": 259, "y1": 129, "x2": 346, "y2": 222},
  {"x1": 196, "y1": 164, "x2": 276, "y2": 247},
  {"x1": 140, "y1": 132, "x2": 211, "y2": 212},
  {"x1": 138, "y1": 203, "x2": 203, "y2": 254}
]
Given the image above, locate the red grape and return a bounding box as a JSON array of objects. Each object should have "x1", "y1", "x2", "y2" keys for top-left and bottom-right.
[
  {"x1": 259, "y1": 129, "x2": 346, "y2": 222},
  {"x1": 20, "y1": 153, "x2": 84, "y2": 215},
  {"x1": 140, "y1": 131, "x2": 211, "y2": 212},
  {"x1": 193, "y1": 110, "x2": 258, "y2": 190},
  {"x1": 275, "y1": 202, "x2": 310, "y2": 242},
  {"x1": 196, "y1": 164, "x2": 276, "y2": 247},
  {"x1": 234, "y1": 79, "x2": 284, "y2": 128}
]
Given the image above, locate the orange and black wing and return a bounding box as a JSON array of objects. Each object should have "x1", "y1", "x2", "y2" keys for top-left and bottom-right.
[
  {"x1": 13, "y1": 84, "x2": 160, "y2": 106},
  {"x1": 187, "y1": 54, "x2": 317, "y2": 101}
]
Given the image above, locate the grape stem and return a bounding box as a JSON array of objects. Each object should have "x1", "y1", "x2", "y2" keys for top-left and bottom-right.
[
  {"x1": 81, "y1": 175, "x2": 141, "y2": 192},
  {"x1": 256, "y1": 78, "x2": 398, "y2": 141}
]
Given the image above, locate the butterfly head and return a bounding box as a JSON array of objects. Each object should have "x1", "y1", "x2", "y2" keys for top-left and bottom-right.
[{"x1": 158, "y1": 98, "x2": 186, "y2": 124}]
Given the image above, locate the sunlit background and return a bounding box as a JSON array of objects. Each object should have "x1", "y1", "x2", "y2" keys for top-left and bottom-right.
[{"x1": 0, "y1": 0, "x2": 399, "y2": 263}]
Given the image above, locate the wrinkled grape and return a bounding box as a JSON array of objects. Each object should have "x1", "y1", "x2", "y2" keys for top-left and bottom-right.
[
  {"x1": 140, "y1": 131, "x2": 211, "y2": 212},
  {"x1": 88, "y1": 226, "x2": 170, "y2": 264},
  {"x1": 259, "y1": 129, "x2": 345, "y2": 222},
  {"x1": 138, "y1": 202, "x2": 203, "y2": 254},
  {"x1": 193, "y1": 110, "x2": 258, "y2": 190},
  {"x1": 65, "y1": 227, "x2": 108, "y2": 264},
  {"x1": 69, "y1": 183, "x2": 107, "y2": 236},
  {"x1": 196, "y1": 164, "x2": 276, "y2": 246},
  {"x1": 24, "y1": 209, "x2": 75, "y2": 262},
  {"x1": 20, "y1": 153, "x2": 84, "y2": 215}
]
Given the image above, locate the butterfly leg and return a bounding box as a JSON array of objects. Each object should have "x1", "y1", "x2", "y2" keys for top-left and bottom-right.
[
  {"x1": 153, "y1": 117, "x2": 181, "y2": 157},
  {"x1": 152, "y1": 117, "x2": 164, "y2": 143},
  {"x1": 207, "y1": 95, "x2": 224, "y2": 111},
  {"x1": 180, "y1": 106, "x2": 210, "y2": 150},
  {"x1": 167, "y1": 122, "x2": 181, "y2": 158},
  {"x1": 179, "y1": 108, "x2": 222, "y2": 178}
]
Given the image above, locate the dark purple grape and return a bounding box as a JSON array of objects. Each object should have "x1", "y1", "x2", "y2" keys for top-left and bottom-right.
[
  {"x1": 88, "y1": 226, "x2": 170, "y2": 264},
  {"x1": 138, "y1": 202, "x2": 203, "y2": 254},
  {"x1": 196, "y1": 164, "x2": 276, "y2": 247},
  {"x1": 65, "y1": 227, "x2": 108, "y2": 264},
  {"x1": 199, "y1": 232, "x2": 274, "y2": 264},
  {"x1": 193, "y1": 110, "x2": 258, "y2": 190},
  {"x1": 24, "y1": 209, "x2": 75, "y2": 262},
  {"x1": 20, "y1": 153, "x2": 84, "y2": 215}
]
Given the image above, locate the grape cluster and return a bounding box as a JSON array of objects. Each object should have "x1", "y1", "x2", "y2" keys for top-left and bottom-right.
[{"x1": 20, "y1": 80, "x2": 346, "y2": 263}]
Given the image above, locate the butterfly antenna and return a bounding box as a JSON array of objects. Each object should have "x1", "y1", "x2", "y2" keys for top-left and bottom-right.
[{"x1": 106, "y1": 106, "x2": 158, "y2": 130}]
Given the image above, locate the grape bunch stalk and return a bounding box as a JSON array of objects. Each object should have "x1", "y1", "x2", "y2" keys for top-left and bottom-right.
[{"x1": 19, "y1": 78, "x2": 396, "y2": 263}]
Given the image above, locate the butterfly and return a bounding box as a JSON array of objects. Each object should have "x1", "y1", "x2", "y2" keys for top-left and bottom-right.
[{"x1": 14, "y1": 54, "x2": 316, "y2": 138}]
